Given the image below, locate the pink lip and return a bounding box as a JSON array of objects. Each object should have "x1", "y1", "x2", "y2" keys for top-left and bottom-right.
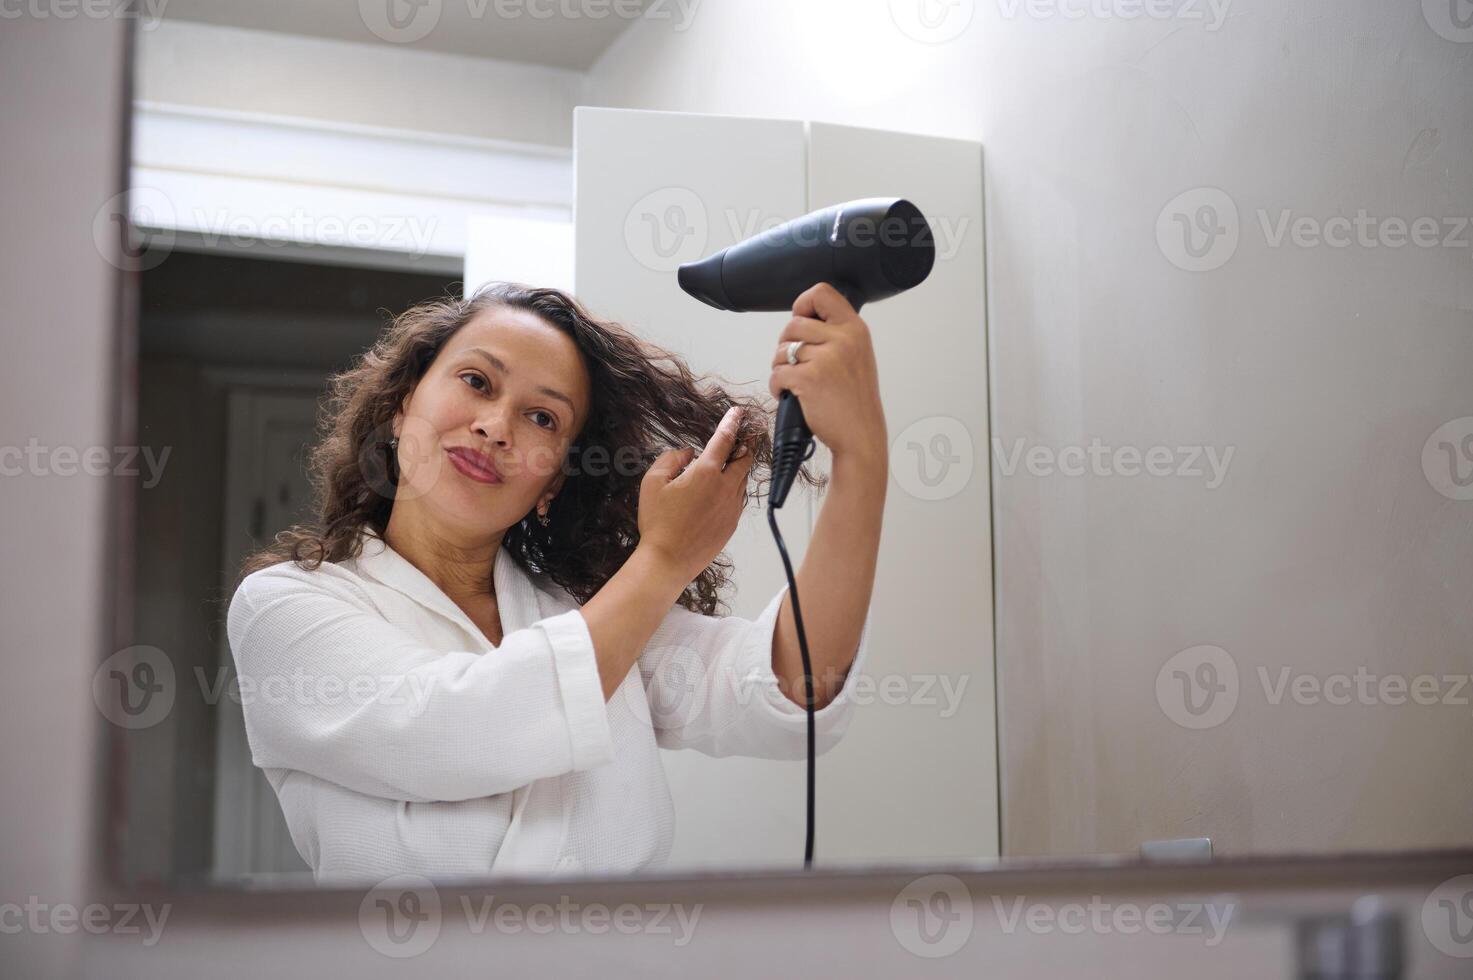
[{"x1": 446, "y1": 447, "x2": 503, "y2": 485}]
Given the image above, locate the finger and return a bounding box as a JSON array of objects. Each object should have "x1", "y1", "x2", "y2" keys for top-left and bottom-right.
[
  {"x1": 693, "y1": 406, "x2": 744, "y2": 472},
  {"x1": 777, "y1": 314, "x2": 832, "y2": 345},
  {"x1": 728, "y1": 447, "x2": 756, "y2": 484},
  {"x1": 769, "y1": 364, "x2": 803, "y2": 401},
  {"x1": 771, "y1": 337, "x2": 828, "y2": 369},
  {"x1": 648, "y1": 445, "x2": 694, "y2": 482},
  {"x1": 721, "y1": 438, "x2": 755, "y2": 472},
  {"x1": 793, "y1": 281, "x2": 856, "y2": 322}
]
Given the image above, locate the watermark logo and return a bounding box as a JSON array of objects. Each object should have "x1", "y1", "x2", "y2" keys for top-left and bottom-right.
[
  {"x1": 360, "y1": 0, "x2": 442, "y2": 42},
  {"x1": 996, "y1": 0, "x2": 1231, "y2": 30},
  {"x1": 891, "y1": 416, "x2": 975, "y2": 501},
  {"x1": 624, "y1": 187, "x2": 709, "y2": 273},
  {"x1": 1422, "y1": 417, "x2": 1473, "y2": 501},
  {"x1": 359, "y1": 416, "x2": 448, "y2": 503},
  {"x1": 359, "y1": 875, "x2": 442, "y2": 958},
  {"x1": 1158, "y1": 648, "x2": 1473, "y2": 730},
  {"x1": 0, "y1": 897, "x2": 170, "y2": 945},
  {"x1": 992, "y1": 895, "x2": 1236, "y2": 945},
  {"x1": 637, "y1": 641, "x2": 970, "y2": 730},
  {"x1": 890, "y1": 0, "x2": 975, "y2": 44},
  {"x1": 1157, "y1": 187, "x2": 1239, "y2": 272},
  {"x1": 1423, "y1": 0, "x2": 1473, "y2": 43},
  {"x1": 1424, "y1": 875, "x2": 1473, "y2": 958},
  {"x1": 0, "y1": 441, "x2": 172, "y2": 487},
  {"x1": 1156, "y1": 645, "x2": 1238, "y2": 729},
  {"x1": 0, "y1": 0, "x2": 170, "y2": 28},
  {"x1": 891, "y1": 874, "x2": 974, "y2": 957},
  {"x1": 1158, "y1": 186, "x2": 1472, "y2": 270},
  {"x1": 358, "y1": 876, "x2": 704, "y2": 955},
  {"x1": 93, "y1": 187, "x2": 176, "y2": 273},
  {"x1": 95, "y1": 188, "x2": 439, "y2": 271},
  {"x1": 994, "y1": 436, "x2": 1234, "y2": 488},
  {"x1": 92, "y1": 645, "x2": 176, "y2": 730}
]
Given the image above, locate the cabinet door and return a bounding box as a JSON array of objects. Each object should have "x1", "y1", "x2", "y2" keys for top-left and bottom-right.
[
  {"x1": 574, "y1": 107, "x2": 996, "y2": 869},
  {"x1": 808, "y1": 122, "x2": 996, "y2": 863}
]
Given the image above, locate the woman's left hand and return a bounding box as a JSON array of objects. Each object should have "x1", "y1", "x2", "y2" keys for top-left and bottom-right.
[{"x1": 767, "y1": 282, "x2": 888, "y2": 465}]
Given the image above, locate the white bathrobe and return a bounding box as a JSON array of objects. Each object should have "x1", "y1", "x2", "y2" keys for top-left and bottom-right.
[{"x1": 225, "y1": 528, "x2": 871, "y2": 885}]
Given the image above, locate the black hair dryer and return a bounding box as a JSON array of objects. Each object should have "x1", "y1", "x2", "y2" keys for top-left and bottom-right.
[{"x1": 677, "y1": 197, "x2": 936, "y2": 508}]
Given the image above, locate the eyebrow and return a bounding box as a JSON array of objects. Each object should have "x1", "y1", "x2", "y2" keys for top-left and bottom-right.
[{"x1": 465, "y1": 347, "x2": 579, "y2": 421}]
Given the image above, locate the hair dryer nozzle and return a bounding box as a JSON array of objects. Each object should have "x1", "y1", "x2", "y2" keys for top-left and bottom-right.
[{"x1": 676, "y1": 252, "x2": 732, "y2": 310}]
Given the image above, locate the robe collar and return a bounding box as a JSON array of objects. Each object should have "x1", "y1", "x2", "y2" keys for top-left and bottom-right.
[{"x1": 350, "y1": 526, "x2": 543, "y2": 646}]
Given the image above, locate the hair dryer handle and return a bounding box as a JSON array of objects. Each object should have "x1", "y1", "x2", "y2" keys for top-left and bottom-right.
[{"x1": 770, "y1": 389, "x2": 811, "y2": 509}]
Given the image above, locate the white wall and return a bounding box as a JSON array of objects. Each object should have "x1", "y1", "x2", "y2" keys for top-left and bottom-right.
[
  {"x1": 583, "y1": 0, "x2": 1473, "y2": 857},
  {"x1": 137, "y1": 19, "x2": 582, "y2": 147}
]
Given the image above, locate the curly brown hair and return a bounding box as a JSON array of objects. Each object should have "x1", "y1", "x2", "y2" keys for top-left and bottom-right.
[{"x1": 236, "y1": 282, "x2": 825, "y2": 615}]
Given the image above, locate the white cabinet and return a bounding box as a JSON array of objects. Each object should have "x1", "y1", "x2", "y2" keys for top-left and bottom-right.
[{"x1": 572, "y1": 107, "x2": 998, "y2": 869}]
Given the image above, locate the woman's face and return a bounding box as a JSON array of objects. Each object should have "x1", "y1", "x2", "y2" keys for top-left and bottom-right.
[{"x1": 390, "y1": 307, "x2": 591, "y2": 538}]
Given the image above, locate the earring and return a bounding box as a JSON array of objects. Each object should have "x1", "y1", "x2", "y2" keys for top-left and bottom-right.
[
  {"x1": 537, "y1": 509, "x2": 551, "y2": 528},
  {"x1": 388, "y1": 437, "x2": 399, "y2": 450}
]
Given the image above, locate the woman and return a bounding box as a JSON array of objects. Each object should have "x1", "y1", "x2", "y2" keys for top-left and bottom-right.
[{"x1": 226, "y1": 280, "x2": 886, "y2": 884}]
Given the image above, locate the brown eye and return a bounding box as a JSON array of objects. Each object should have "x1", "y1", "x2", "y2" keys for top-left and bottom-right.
[{"x1": 460, "y1": 372, "x2": 488, "y2": 392}]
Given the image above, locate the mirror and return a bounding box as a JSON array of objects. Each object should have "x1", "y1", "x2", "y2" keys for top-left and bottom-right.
[{"x1": 108, "y1": 1, "x2": 1471, "y2": 891}]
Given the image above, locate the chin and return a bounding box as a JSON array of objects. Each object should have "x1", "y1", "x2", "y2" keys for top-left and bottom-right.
[{"x1": 434, "y1": 482, "x2": 520, "y2": 531}]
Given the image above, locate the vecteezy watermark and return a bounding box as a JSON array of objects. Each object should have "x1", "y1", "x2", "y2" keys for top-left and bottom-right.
[
  {"x1": 358, "y1": 0, "x2": 700, "y2": 44},
  {"x1": 1156, "y1": 187, "x2": 1240, "y2": 272},
  {"x1": 0, "y1": 897, "x2": 171, "y2": 946},
  {"x1": 623, "y1": 187, "x2": 710, "y2": 274},
  {"x1": 889, "y1": 0, "x2": 976, "y2": 44},
  {"x1": 889, "y1": 874, "x2": 1236, "y2": 959},
  {"x1": 1157, "y1": 644, "x2": 1473, "y2": 730},
  {"x1": 0, "y1": 440, "x2": 171, "y2": 488},
  {"x1": 1156, "y1": 645, "x2": 1239, "y2": 729},
  {"x1": 622, "y1": 190, "x2": 971, "y2": 274},
  {"x1": 994, "y1": 436, "x2": 1235, "y2": 489},
  {"x1": 626, "y1": 650, "x2": 972, "y2": 731},
  {"x1": 1422, "y1": 417, "x2": 1473, "y2": 501},
  {"x1": 995, "y1": 0, "x2": 1232, "y2": 30},
  {"x1": 194, "y1": 666, "x2": 441, "y2": 716},
  {"x1": 891, "y1": 874, "x2": 975, "y2": 958},
  {"x1": 1423, "y1": 875, "x2": 1473, "y2": 959},
  {"x1": 94, "y1": 187, "x2": 440, "y2": 272},
  {"x1": 1423, "y1": 0, "x2": 1473, "y2": 44},
  {"x1": 359, "y1": 419, "x2": 683, "y2": 502},
  {"x1": 1157, "y1": 186, "x2": 1473, "y2": 272},
  {"x1": 0, "y1": 0, "x2": 169, "y2": 27},
  {"x1": 357, "y1": 875, "x2": 703, "y2": 958},
  {"x1": 891, "y1": 416, "x2": 976, "y2": 502},
  {"x1": 92, "y1": 644, "x2": 446, "y2": 730},
  {"x1": 992, "y1": 894, "x2": 1237, "y2": 946},
  {"x1": 92, "y1": 646, "x2": 176, "y2": 730}
]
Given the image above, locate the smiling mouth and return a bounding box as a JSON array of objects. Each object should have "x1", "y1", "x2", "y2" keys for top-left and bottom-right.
[{"x1": 446, "y1": 447, "x2": 503, "y2": 484}]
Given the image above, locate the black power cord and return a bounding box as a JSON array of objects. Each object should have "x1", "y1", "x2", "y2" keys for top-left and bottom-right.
[{"x1": 765, "y1": 437, "x2": 819, "y2": 867}]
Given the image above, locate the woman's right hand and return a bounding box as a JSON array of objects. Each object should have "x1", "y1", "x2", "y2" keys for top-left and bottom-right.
[{"x1": 637, "y1": 406, "x2": 755, "y2": 584}]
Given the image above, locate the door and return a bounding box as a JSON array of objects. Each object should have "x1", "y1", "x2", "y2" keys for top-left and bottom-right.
[{"x1": 212, "y1": 388, "x2": 322, "y2": 880}]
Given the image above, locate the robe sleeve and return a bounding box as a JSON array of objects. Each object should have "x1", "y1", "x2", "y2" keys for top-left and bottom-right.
[
  {"x1": 636, "y1": 585, "x2": 872, "y2": 758},
  {"x1": 226, "y1": 564, "x2": 613, "y2": 803}
]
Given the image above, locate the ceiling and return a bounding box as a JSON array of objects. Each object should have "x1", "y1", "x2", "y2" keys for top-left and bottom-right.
[{"x1": 159, "y1": 0, "x2": 652, "y2": 70}]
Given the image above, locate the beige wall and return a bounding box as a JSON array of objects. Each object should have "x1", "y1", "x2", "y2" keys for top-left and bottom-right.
[
  {"x1": 584, "y1": 0, "x2": 1473, "y2": 857},
  {"x1": 1, "y1": 11, "x2": 130, "y2": 978}
]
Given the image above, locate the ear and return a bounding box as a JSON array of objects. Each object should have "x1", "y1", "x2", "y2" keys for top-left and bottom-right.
[
  {"x1": 392, "y1": 385, "x2": 416, "y2": 440},
  {"x1": 538, "y1": 471, "x2": 567, "y2": 511}
]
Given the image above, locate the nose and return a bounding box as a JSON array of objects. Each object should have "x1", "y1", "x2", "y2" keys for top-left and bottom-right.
[{"x1": 473, "y1": 404, "x2": 513, "y2": 448}]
